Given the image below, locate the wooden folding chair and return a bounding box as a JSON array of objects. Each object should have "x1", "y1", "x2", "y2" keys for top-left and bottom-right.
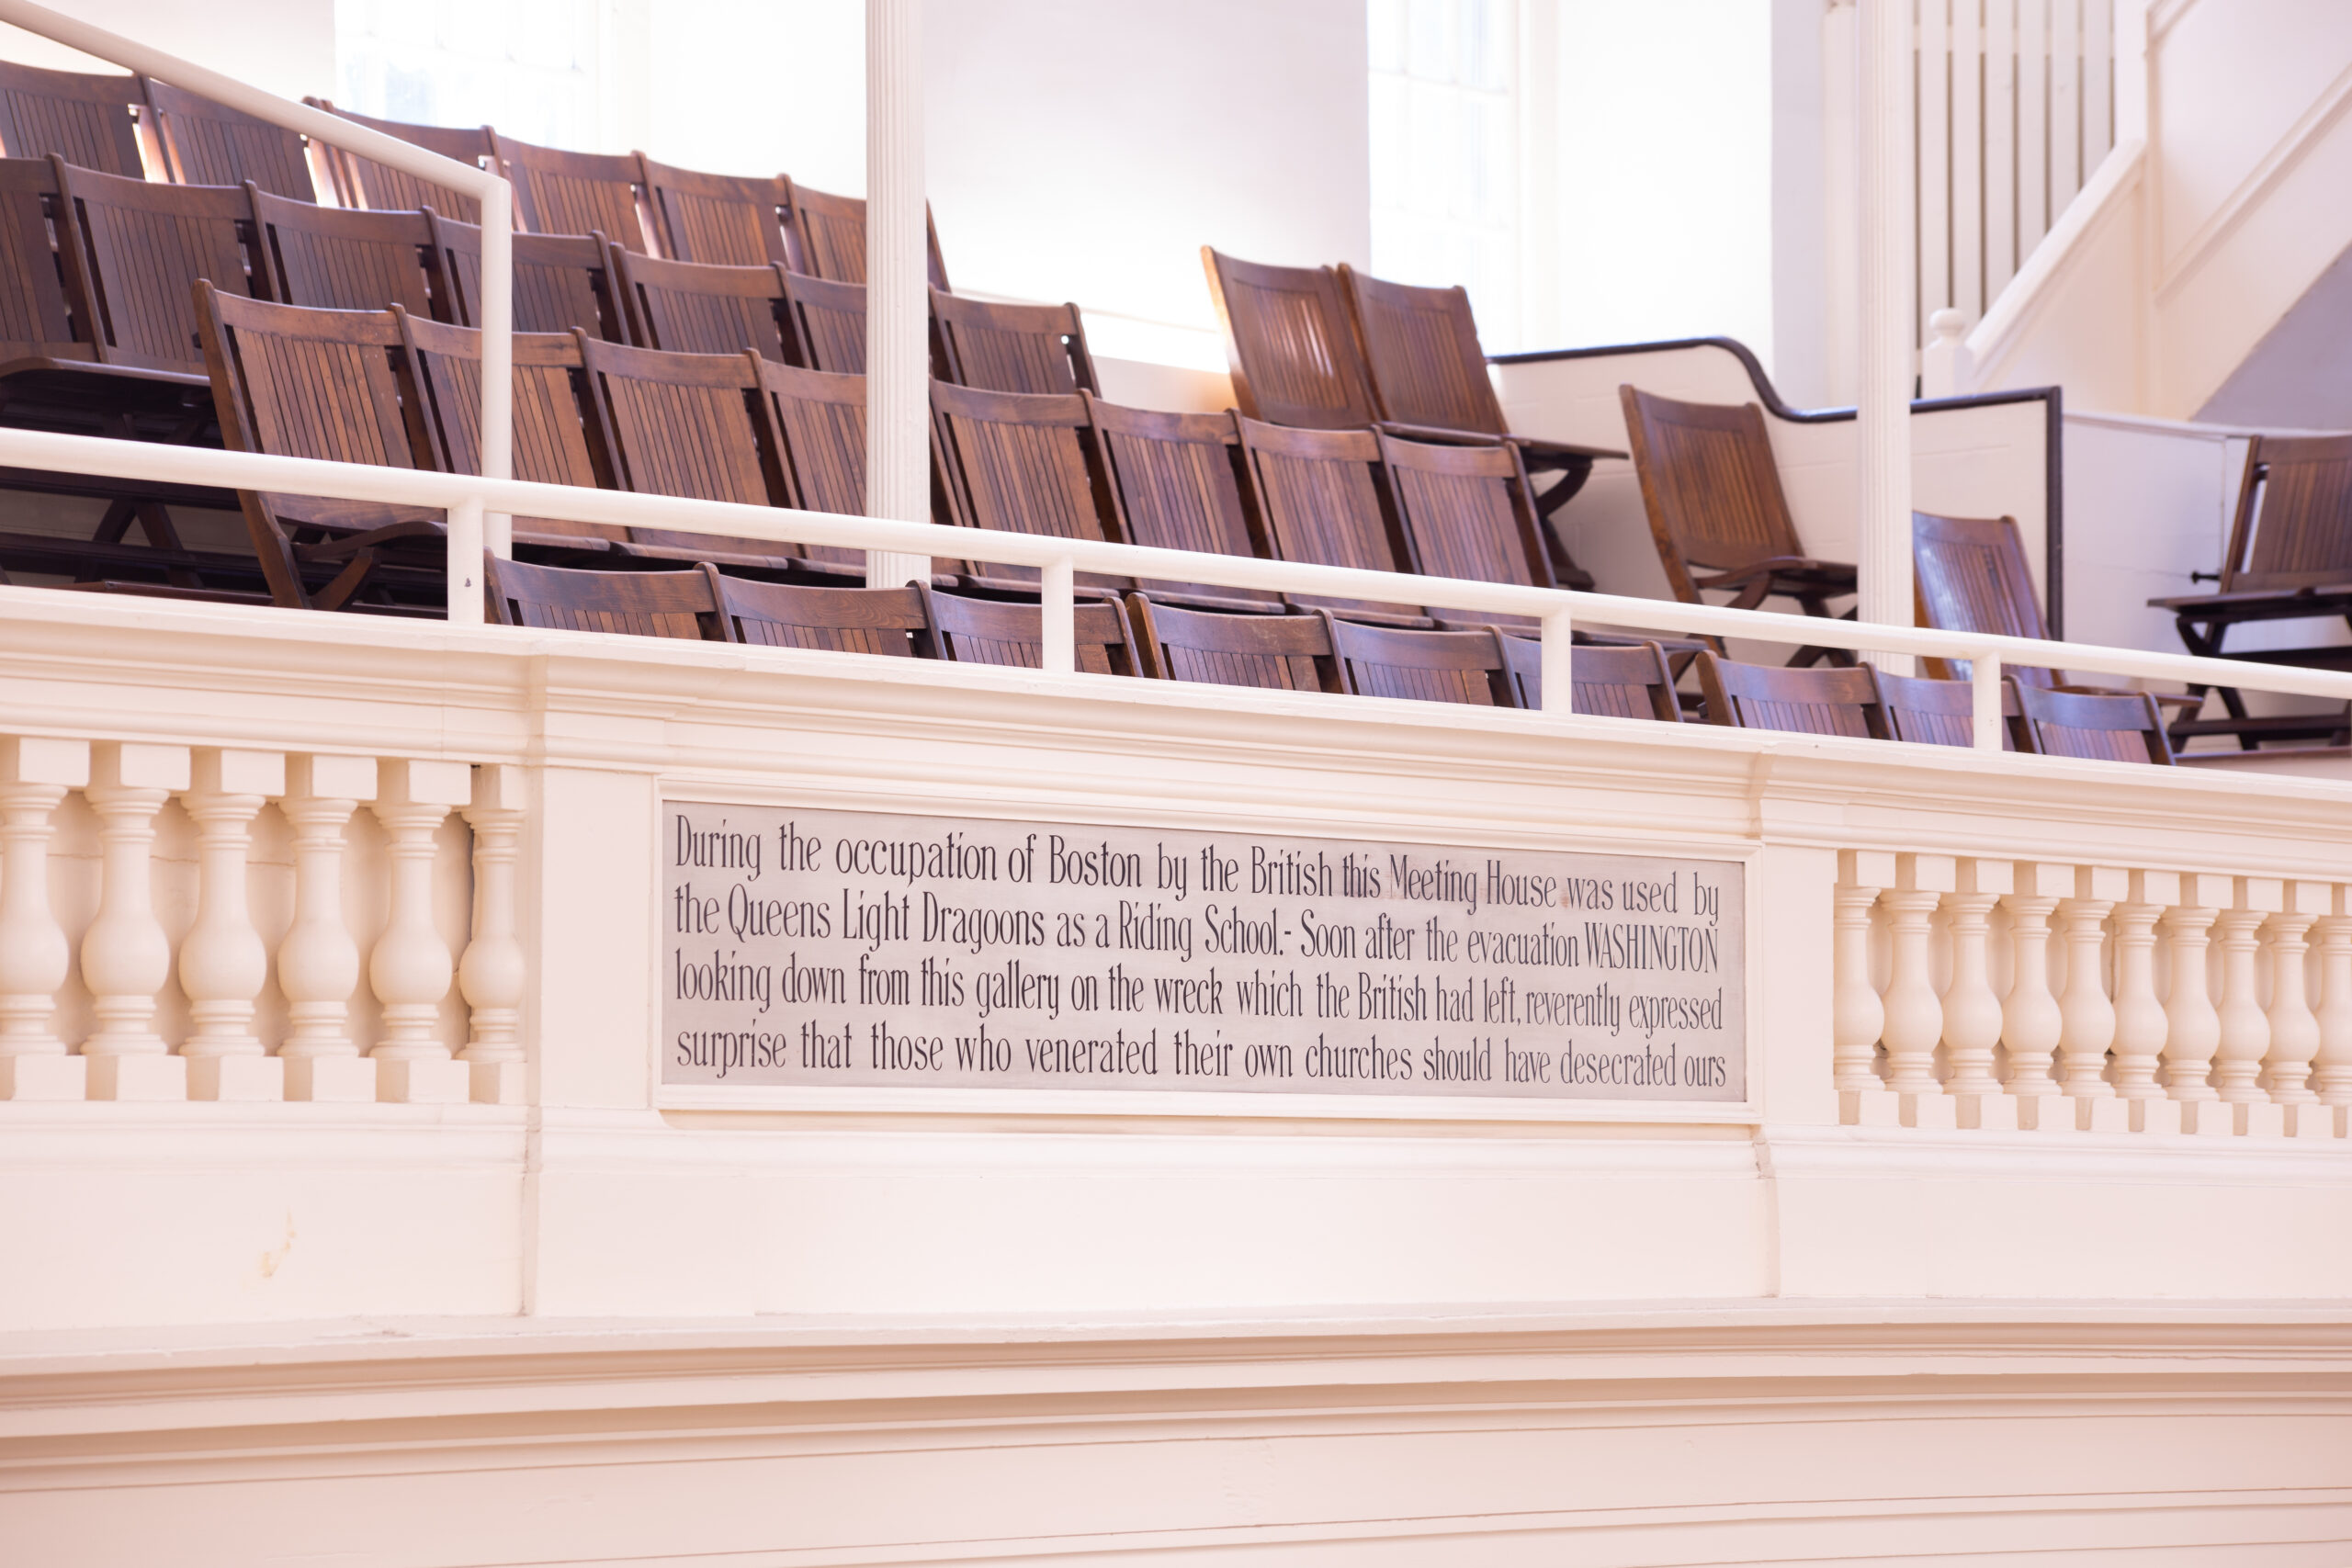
[
  {"x1": 426, "y1": 211, "x2": 624, "y2": 339},
  {"x1": 1498, "y1": 637, "x2": 1680, "y2": 720},
  {"x1": 1695, "y1": 652, "x2": 1886, "y2": 737},
  {"x1": 1234, "y1": 414, "x2": 1425, "y2": 626},
  {"x1": 53, "y1": 158, "x2": 262, "y2": 374},
  {"x1": 303, "y1": 100, "x2": 491, "y2": 220},
  {"x1": 922, "y1": 587, "x2": 1138, "y2": 675},
  {"x1": 1376, "y1": 431, "x2": 1563, "y2": 617},
  {"x1": 142, "y1": 78, "x2": 315, "y2": 199},
  {"x1": 641, "y1": 158, "x2": 794, "y2": 269},
  {"x1": 930, "y1": 379, "x2": 1123, "y2": 593},
  {"x1": 1202, "y1": 248, "x2": 1375, "y2": 431},
  {"x1": 932, "y1": 288, "x2": 1097, "y2": 394},
  {"x1": 610, "y1": 248, "x2": 793, "y2": 361},
  {"x1": 751, "y1": 359, "x2": 869, "y2": 579},
  {"x1": 1325, "y1": 616, "x2": 1517, "y2": 706},
  {"x1": 487, "y1": 556, "x2": 732, "y2": 639},
  {"x1": 1874, "y1": 667, "x2": 2025, "y2": 750},
  {"x1": 1127, "y1": 595, "x2": 1340, "y2": 691},
  {"x1": 779, "y1": 270, "x2": 865, "y2": 374},
  {"x1": 249, "y1": 184, "x2": 437, "y2": 316},
  {"x1": 1085, "y1": 397, "x2": 1279, "y2": 611},
  {"x1": 786, "y1": 179, "x2": 949, "y2": 290},
  {"x1": 0, "y1": 62, "x2": 147, "y2": 175},
  {"x1": 490, "y1": 132, "x2": 656, "y2": 252},
  {"x1": 717, "y1": 578, "x2": 937, "y2": 656},
  {"x1": 2013, "y1": 684, "x2": 2176, "y2": 764}
]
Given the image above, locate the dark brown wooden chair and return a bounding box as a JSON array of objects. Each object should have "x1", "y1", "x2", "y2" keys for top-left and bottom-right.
[
  {"x1": 1234, "y1": 414, "x2": 1424, "y2": 625},
  {"x1": 780, "y1": 270, "x2": 866, "y2": 374},
  {"x1": 2013, "y1": 683, "x2": 2175, "y2": 764},
  {"x1": 930, "y1": 379, "x2": 1123, "y2": 592},
  {"x1": 1377, "y1": 431, "x2": 1569, "y2": 609},
  {"x1": 609, "y1": 248, "x2": 793, "y2": 361},
  {"x1": 0, "y1": 157, "x2": 93, "y2": 366},
  {"x1": 249, "y1": 184, "x2": 437, "y2": 316},
  {"x1": 489, "y1": 132, "x2": 655, "y2": 252},
  {"x1": 642, "y1": 158, "x2": 793, "y2": 269},
  {"x1": 54, "y1": 159, "x2": 262, "y2": 373},
  {"x1": 1325, "y1": 616, "x2": 1516, "y2": 706},
  {"x1": 426, "y1": 211, "x2": 624, "y2": 339},
  {"x1": 1126, "y1": 596, "x2": 1339, "y2": 691},
  {"x1": 786, "y1": 180, "x2": 949, "y2": 290},
  {"x1": 931, "y1": 288, "x2": 1096, "y2": 395},
  {"x1": 1695, "y1": 652, "x2": 1887, "y2": 738},
  {"x1": 752, "y1": 359, "x2": 868, "y2": 578},
  {"x1": 1622, "y1": 387, "x2": 1858, "y2": 661},
  {"x1": 716, "y1": 577, "x2": 936, "y2": 656},
  {"x1": 303, "y1": 100, "x2": 491, "y2": 221},
  {"x1": 1085, "y1": 398, "x2": 1280, "y2": 611},
  {"x1": 1337, "y1": 263, "x2": 1617, "y2": 561},
  {"x1": 1873, "y1": 667, "x2": 2025, "y2": 750},
  {"x1": 1202, "y1": 248, "x2": 1374, "y2": 430},
  {"x1": 1498, "y1": 637, "x2": 1680, "y2": 720},
  {"x1": 922, "y1": 587, "x2": 1138, "y2": 675},
  {"x1": 487, "y1": 555, "x2": 732, "y2": 638},
  {"x1": 0, "y1": 62, "x2": 146, "y2": 175},
  {"x1": 142, "y1": 79, "x2": 315, "y2": 200}
]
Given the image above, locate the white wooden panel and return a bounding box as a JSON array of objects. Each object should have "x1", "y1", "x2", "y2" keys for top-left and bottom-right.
[
  {"x1": 1917, "y1": 0, "x2": 1953, "y2": 341},
  {"x1": 2018, "y1": 0, "x2": 2050, "y2": 253},
  {"x1": 2051, "y1": 0, "x2": 2084, "y2": 208},
  {"x1": 1984, "y1": 0, "x2": 2018, "y2": 296},
  {"x1": 2083, "y1": 0, "x2": 2113, "y2": 166},
  {"x1": 1951, "y1": 0, "x2": 1985, "y2": 322}
]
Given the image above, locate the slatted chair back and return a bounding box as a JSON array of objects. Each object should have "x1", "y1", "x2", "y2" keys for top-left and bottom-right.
[
  {"x1": 1086, "y1": 398, "x2": 1279, "y2": 609},
  {"x1": 1620, "y1": 387, "x2": 1808, "y2": 599},
  {"x1": 779, "y1": 270, "x2": 866, "y2": 374},
  {"x1": 1235, "y1": 414, "x2": 1419, "y2": 620},
  {"x1": 1337, "y1": 265, "x2": 1508, "y2": 436},
  {"x1": 2013, "y1": 683, "x2": 2175, "y2": 764},
  {"x1": 1874, "y1": 668, "x2": 2025, "y2": 750},
  {"x1": 717, "y1": 578, "x2": 935, "y2": 656},
  {"x1": 487, "y1": 556, "x2": 732, "y2": 639},
  {"x1": 785, "y1": 180, "x2": 949, "y2": 289},
  {"x1": 0, "y1": 158, "x2": 85, "y2": 358},
  {"x1": 610, "y1": 248, "x2": 792, "y2": 362},
  {"x1": 395, "y1": 309, "x2": 621, "y2": 544},
  {"x1": 752, "y1": 359, "x2": 866, "y2": 576},
  {"x1": 1695, "y1": 652, "x2": 1888, "y2": 738},
  {"x1": 1910, "y1": 510, "x2": 2057, "y2": 686},
  {"x1": 1326, "y1": 617, "x2": 1516, "y2": 706},
  {"x1": 0, "y1": 62, "x2": 146, "y2": 176},
  {"x1": 1127, "y1": 596, "x2": 1339, "y2": 692},
  {"x1": 931, "y1": 380, "x2": 1120, "y2": 589},
  {"x1": 249, "y1": 184, "x2": 436, "y2": 316},
  {"x1": 641, "y1": 158, "x2": 792, "y2": 269},
  {"x1": 56, "y1": 158, "x2": 260, "y2": 372},
  {"x1": 574, "y1": 334, "x2": 775, "y2": 508},
  {"x1": 1378, "y1": 430, "x2": 1553, "y2": 593},
  {"x1": 932, "y1": 288, "x2": 1096, "y2": 395},
  {"x1": 490, "y1": 132, "x2": 656, "y2": 253},
  {"x1": 1499, "y1": 637, "x2": 1680, "y2": 720},
  {"x1": 427, "y1": 211, "x2": 622, "y2": 339},
  {"x1": 142, "y1": 79, "x2": 314, "y2": 199},
  {"x1": 922, "y1": 588, "x2": 1137, "y2": 675},
  {"x1": 194, "y1": 283, "x2": 425, "y2": 605},
  {"x1": 302, "y1": 100, "x2": 491, "y2": 222},
  {"x1": 2220, "y1": 434, "x2": 2352, "y2": 593},
  {"x1": 1202, "y1": 248, "x2": 1376, "y2": 431}
]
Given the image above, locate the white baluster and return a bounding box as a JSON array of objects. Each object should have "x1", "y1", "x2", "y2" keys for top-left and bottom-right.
[
  {"x1": 0, "y1": 738, "x2": 89, "y2": 1100},
  {"x1": 78, "y1": 743, "x2": 191, "y2": 1100},
  {"x1": 459, "y1": 763, "x2": 526, "y2": 1104},
  {"x1": 2162, "y1": 874, "x2": 2232, "y2": 1135},
  {"x1": 2212, "y1": 876, "x2": 2283, "y2": 1134},
  {"x1": 2262, "y1": 881, "x2": 2327, "y2": 1137},
  {"x1": 1942, "y1": 858, "x2": 2014, "y2": 1130},
  {"x1": 277, "y1": 755, "x2": 379, "y2": 1101},
  {"x1": 368, "y1": 759, "x2": 475, "y2": 1103},
  {"x1": 178, "y1": 750, "x2": 285, "y2": 1101},
  {"x1": 2313, "y1": 885, "x2": 2352, "y2": 1139},
  {"x1": 1834, "y1": 849, "x2": 1888, "y2": 1122},
  {"x1": 2109, "y1": 870, "x2": 2177, "y2": 1134},
  {"x1": 1881, "y1": 852, "x2": 1956, "y2": 1128},
  {"x1": 2057, "y1": 865, "x2": 2126, "y2": 1132},
  {"x1": 2001, "y1": 861, "x2": 2067, "y2": 1130}
]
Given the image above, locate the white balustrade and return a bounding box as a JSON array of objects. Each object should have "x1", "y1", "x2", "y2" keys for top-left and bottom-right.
[
  {"x1": 458, "y1": 764, "x2": 527, "y2": 1105},
  {"x1": 2315, "y1": 887, "x2": 2352, "y2": 1136},
  {"x1": 80, "y1": 743, "x2": 190, "y2": 1100},
  {"x1": 1880, "y1": 854, "x2": 1952, "y2": 1127},
  {"x1": 2000, "y1": 862, "x2": 2068, "y2": 1129},
  {"x1": 1832, "y1": 851, "x2": 1886, "y2": 1110},
  {"x1": 2261, "y1": 884, "x2": 2327, "y2": 1136},
  {"x1": 1941, "y1": 859, "x2": 2011, "y2": 1129},
  {"x1": 278, "y1": 754, "x2": 380, "y2": 1101},
  {"x1": 179, "y1": 749, "x2": 285, "y2": 1100},
  {"x1": 368, "y1": 760, "x2": 476, "y2": 1104},
  {"x1": 2109, "y1": 870, "x2": 2175, "y2": 1134},
  {"x1": 2212, "y1": 878, "x2": 2280, "y2": 1134},
  {"x1": 0, "y1": 737, "x2": 86, "y2": 1100},
  {"x1": 2055, "y1": 866, "x2": 2124, "y2": 1131}
]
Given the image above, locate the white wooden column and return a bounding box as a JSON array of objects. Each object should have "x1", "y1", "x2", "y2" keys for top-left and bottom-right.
[
  {"x1": 865, "y1": 0, "x2": 932, "y2": 592},
  {"x1": 1855, "y1": 0, "x2": 1915, "y2": 648}
]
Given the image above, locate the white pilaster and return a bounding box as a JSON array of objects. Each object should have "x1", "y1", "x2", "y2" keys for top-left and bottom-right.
[
  {"x1": 865, "y1": 0, "x2": 932, "y2": 592},
  {"x1": 1854, "y1": 0, "x2": 1915, "y2": 647}
]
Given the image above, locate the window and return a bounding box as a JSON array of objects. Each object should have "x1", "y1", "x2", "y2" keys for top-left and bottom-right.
[
  {"x1": 1368, "y1": 0, "x2": 1520, "y2": 350},
  {"x1": 334, "y1": 0, "x2": 600, "y2": 149}
]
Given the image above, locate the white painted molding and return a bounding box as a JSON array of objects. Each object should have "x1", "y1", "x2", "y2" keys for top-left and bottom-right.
[
  {"x1": 1964, "y1": 139, "x2": 2144, "y2": 387},
  {"x1": 2155, "y1": 54, "x2": 2352, "y2": 301}
]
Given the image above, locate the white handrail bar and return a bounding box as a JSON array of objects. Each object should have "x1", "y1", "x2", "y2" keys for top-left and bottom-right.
[
  {"x1": 0, "y1": 0, "x2": 513, "y2": 626},
  {"x1": 10, "y1": 425, "x2": 2347, "y2": 747}
]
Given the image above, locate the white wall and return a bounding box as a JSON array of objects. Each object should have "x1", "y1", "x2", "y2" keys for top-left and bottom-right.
[{"x1": 0, "y1": 0, "x2": 334, "y2": 103}]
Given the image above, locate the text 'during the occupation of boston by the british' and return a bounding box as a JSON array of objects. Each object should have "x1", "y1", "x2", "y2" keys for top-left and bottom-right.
[{"x1": 662, "y1": 804, "x2": 1745, "y2": 1101}]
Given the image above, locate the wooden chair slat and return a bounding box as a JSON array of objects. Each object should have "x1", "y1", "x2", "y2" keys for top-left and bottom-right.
[
  {"x1": 1379, "y1": 432, "x2": 1554, "y2": 622},
  {"x1": 613, "y1": 249, "x2": 792, "y2": 362},
  {"x1": 641, "y1": 157, "x2": 794, "y2": 269},
  {"x1": 932, "y1": 379, "x2": 1121, "y2": 590},
  {"x1": 1088, "y1": 398, "x2": 1279, "y2": 608},
  {"x1": 1235, "y1": 414, "x2": 1422, "y2": 622},
  {"x1": 0, "y1": 62, "x2": 146, "y2": 176},
  {"x1": 1337, "y1": 265, "x2": 1506, "y2": 435},
  {"x1": 251, "y1": 184, "x2": 435, "y2": 316},
  {"x1": 932, "y1": 288, "x2": 1095, "y2": 395},
  {"x1": 143, "y1": 79, "x2": 314, "y2": 199},
  {"x1": 779, "y1": 271, "x2": 866, "y2": 374},
  {"x1": 426, "y1": 211, "x2": 621, "y2": 338},
  {"x1": 57, "y1": 159, "x2": 258, "y2": 372},
  {"x1": 491, "y1": 133, "x2": 654, "y2": 252},
  {"x1": 1203, "y1": 247, "x2": 1375, "y2": 430}
]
